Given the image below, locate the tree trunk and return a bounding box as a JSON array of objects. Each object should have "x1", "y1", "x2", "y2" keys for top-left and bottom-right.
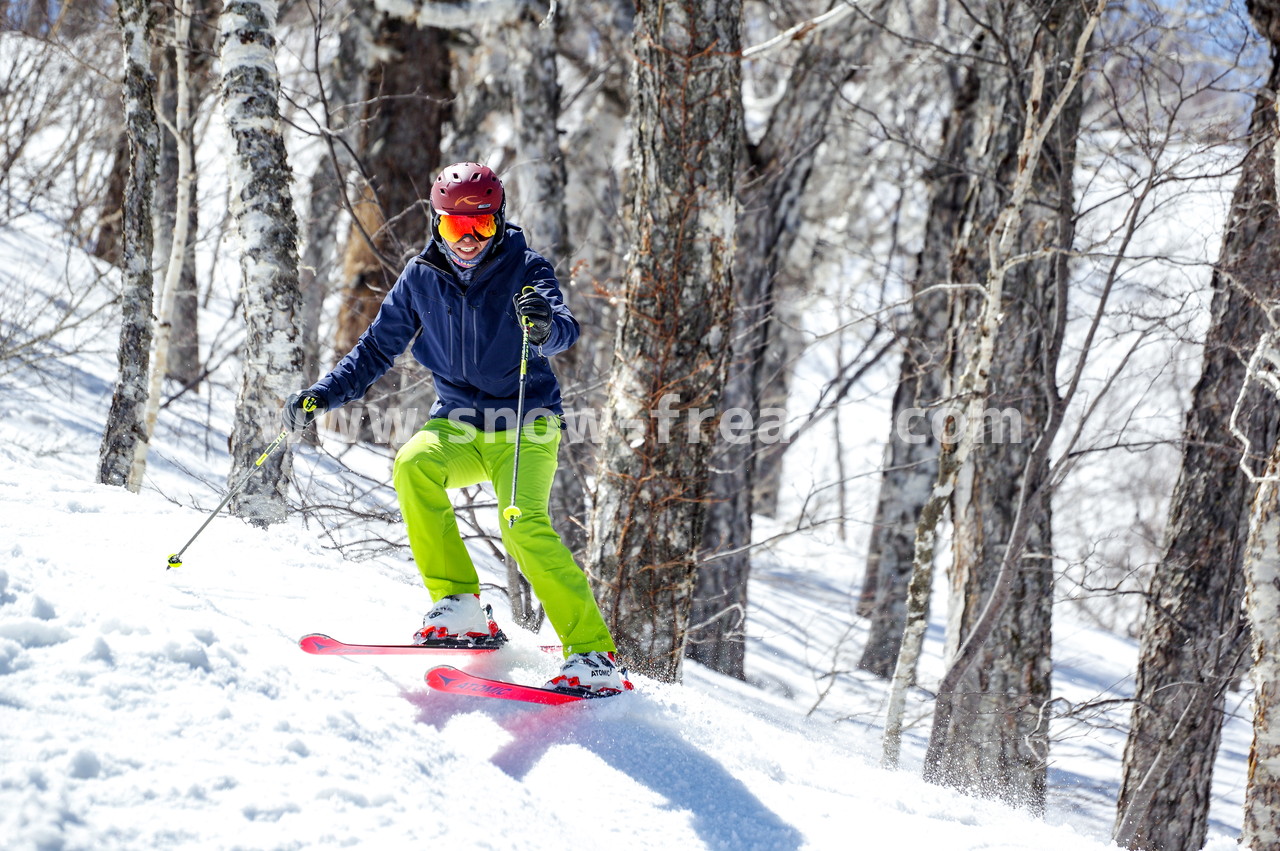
[
  {"x1": 506, "y1": 3, "x2": 568, "y2": 263},
  {"x1": 163, "y1": 159, "x2": 201, "y2": 387},
  {"x1": 505, "y1": 3, "x2": 585, "y2": 561},
  {"x1": 875, "y1": 0, "x2": 1094, "y2": 803},
  {"x1": 687, "y1": 0, "x2": 893, "y2": 679},
  {"x1": 933, "y1": 3, "x2": 1088, "y2": 813},
  {"x1": 93, "y1": 130, "x2": 128, "y2": 266},
  {"x1": 129, "y1": 0, "x2": 196, "y2": 491},
  {"x1": 749, "y1": 300, "x2": 802, "y2": 520},
  {"x1": 332, "y1": 14, "x2": 449, "y2": 445},
  {"x1": 925, "y1": 0, "x2": 1086, "y2": 811},
  {"x1": 507, "y1": 3, "x2": 590, "y2": 633},
  {"x1": 1117, "y1": 10, "x2": 1280, "y2": 848},
  {"x1": 585, "y1": 0, "x2": 741, "y2": 682},
  {"x1": 549, "y1": 2, "x2": 635, "y2": 592},
  {"x1": 97, "y1": 0, "x2": 158, "y2": 490},
  {"x1": 858, "y1": 64, "x2": 968, "y2": 675},
  {"x1": 1244, "y1": 447, "x2": 1280, "y2": 850},
  {"x1": 219, "y1": 0, "x2": 305, "y2": 524},
  {"x1": 164, "y1": 0, "x2": 216, "y2": 388}
]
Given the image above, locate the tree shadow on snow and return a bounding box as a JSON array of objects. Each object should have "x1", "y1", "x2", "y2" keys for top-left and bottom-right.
[{"x1": 404, "y1": 688, "x2": 804, "y2": 851}]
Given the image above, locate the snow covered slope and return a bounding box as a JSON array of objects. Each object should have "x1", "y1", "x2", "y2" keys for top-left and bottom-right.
[
  {"x1": 0, "y1": 461, "x2": 1118, "y2": 850},
  {"x1": 0, "y1": 215, "x2": 1131, "y2": 850}
]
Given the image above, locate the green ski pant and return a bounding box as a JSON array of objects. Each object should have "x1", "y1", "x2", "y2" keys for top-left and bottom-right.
[{"x1": 392, "y1": 417, "x2": 615, "y2": 655}]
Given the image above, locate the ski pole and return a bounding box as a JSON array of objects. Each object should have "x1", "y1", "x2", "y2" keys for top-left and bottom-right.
[
  {"x1": 166, "y1": 427, "x2": 290, "y2": 569},
  {"x1": 503, "y1": 287, "x2": 536, "y2": 528}
]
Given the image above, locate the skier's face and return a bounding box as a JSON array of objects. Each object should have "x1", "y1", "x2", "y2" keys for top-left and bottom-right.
[{"x1": 438, "y1": 212, "x2": 498, "y2": 261}]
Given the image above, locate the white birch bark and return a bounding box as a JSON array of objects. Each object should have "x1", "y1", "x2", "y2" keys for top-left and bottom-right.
[
  {"x1": 129, "y1": 0, "x2": 194, "y2": 491},
  {"x1": 507, "y1": 3, "x2": 568, "y2": 261},
  {"x1": 1244, "y1": 448, "x2": 1280, "y2": 849},
  {"x1": 97, "y1": 0, "x2": 158, "y2": 490},
  {"x1": 219, "y1": 0, "x2": 304, "y2": 523}
]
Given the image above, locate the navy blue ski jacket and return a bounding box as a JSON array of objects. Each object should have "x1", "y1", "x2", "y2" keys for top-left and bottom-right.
[{"x1": 307, "y1": 226, "x2": 579, "y2": 429}]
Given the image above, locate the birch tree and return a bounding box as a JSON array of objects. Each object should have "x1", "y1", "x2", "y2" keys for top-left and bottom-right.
[
  {"x1": 505, "y1": 2, "x2": 569, "y2": 263},
  {"x1": 858, "y1": 53, "x2": 964, "y2": 676},
  {"x1": 1244, "y1": 349, "x2": 1280, "y2": 847},
  {"x1": 880, "y1": 0, "x2": 1099, "y2": 811},
  {"x1": 585, "y1": 0, "x2": 741, "y2": 682},
  {"x1": 96, "y1": 0, "x2": 158, "y2": 490},
  {"x1": 922, "y1": 0, "x2": 1092, "y2": 809},
  {"x1": 219, "y1": 0, "x2": 305, "y2": 523},
  {"x1": 128, "y1": 0, "x2": 196, "y2": 491},
  {"x1": 504, "y1": 2, "x2": 580, "y2": 620},
  {"x1": 154, "y1": 0, "x2": 215, "y2": 389},
  {"x1": 1244, "y1": 418, "x2": 1280, "y2": 848}
]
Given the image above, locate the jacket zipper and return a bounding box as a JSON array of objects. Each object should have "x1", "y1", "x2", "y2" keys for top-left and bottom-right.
[{"x1": 459, "y1": 299, "x2": 469, "y2": 384}]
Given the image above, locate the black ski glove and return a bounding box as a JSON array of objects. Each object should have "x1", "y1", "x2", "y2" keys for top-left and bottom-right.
[
  {"x1": 283, "y1": 391, "x2": 326, "y2": 432},
  {"x1": 513, "y1": 290, "x2": 553, "y2": 346}
]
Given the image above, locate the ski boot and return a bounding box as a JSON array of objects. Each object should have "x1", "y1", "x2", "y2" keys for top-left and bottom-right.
[
  {"x1": 413, "y1": 594, "x2": 507, "y2": 648},
  {"x1": 545, "y1": 651, "x2": 633, "y2": 697}
]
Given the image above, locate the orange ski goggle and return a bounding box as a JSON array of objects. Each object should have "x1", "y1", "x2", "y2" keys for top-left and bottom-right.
[{"x1": 437, "y1": 213, "x2": 498, "y2": 243}]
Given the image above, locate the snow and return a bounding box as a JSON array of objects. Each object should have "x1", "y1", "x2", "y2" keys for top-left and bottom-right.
[
  {"x1": 0, "y1": 458, "x2": 1116, "y2": 851},
  {"x1": 0, "y1": 210, "x2": 1148, "y2": 850}
]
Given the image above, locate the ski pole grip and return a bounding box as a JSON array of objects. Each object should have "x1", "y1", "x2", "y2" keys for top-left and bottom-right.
[{"x1": 255, "y1": 429, "x2": 289, "y2": 466}]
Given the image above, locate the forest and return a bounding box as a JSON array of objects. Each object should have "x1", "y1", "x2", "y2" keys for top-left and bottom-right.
[{"x1": 3, "y1": 0, "x2": 1280, "y2": 848}]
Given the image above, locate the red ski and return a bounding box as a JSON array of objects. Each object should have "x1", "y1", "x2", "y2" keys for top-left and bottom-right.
[
  {"x1": 302, "y1": 633, "x2": 561, "y2": 656},
  {"x1": 425, "y1": 665, "x2": 629, "y2": 705}
]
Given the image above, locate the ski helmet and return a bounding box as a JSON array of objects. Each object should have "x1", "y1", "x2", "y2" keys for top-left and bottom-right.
[{"x1": 430, "y1": 162, "x2": 506, "y2": 248}]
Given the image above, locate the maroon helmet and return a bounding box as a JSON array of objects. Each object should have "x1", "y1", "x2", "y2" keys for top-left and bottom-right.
[
  {"x1": 430, "y1": 162, "x2": 506, "y2": 249},
  {"x1": 431, "y1": 162, "x2": 504, "y2": 215}
]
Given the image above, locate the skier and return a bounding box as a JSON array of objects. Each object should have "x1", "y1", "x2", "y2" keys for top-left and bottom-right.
[{"x1": 283, "y1": 162, "x2": 627, "y2": 696}]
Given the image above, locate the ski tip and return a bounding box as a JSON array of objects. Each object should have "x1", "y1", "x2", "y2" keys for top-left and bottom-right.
[
  {"x1": 298, "y1": 634, "x2": 336, "y2": 654},
  {"x1": 424, "y1": 665, "x2": 459, "y2": 688}
]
